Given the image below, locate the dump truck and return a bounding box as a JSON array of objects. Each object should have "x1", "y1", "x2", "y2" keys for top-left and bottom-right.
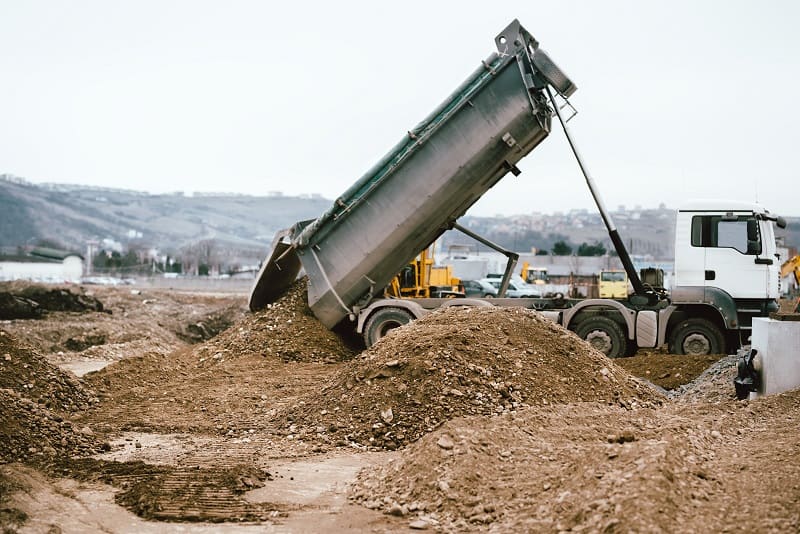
[{"x1": 249, "y1": 19, "x2": 787, "y2": 357}]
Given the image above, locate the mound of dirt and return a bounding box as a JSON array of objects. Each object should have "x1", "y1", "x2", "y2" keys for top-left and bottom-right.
[
  {"x1": 196, "y1": 278, "x2": 356, "y2": 364},
  {"x1": 0, "y1": 292, "x2": 41, "y2": 320},
  {"x1": 0, "y1": 329, "x2": 103, "y2": 464},
  {"x1": 0, "y1": 330, "x2": 98, "y2": 412},
  {"x1": 351, "y1": 389, "x2": 800, "y2": 532},
  {"x1": 277, "y1": 306, "x2": 663, "y2": 450},
  {"x1": 615, "y1": 350, "x2": 724, "y2": 391},
  {"x1": 670, "y1": 354, "x2": 739, "y2": 403},
  {"x1": 0, "y1": 389, "x2": 104, "y2": 464},
  {"x1": 0, "y1": 283, "x2": 104, "y2": 319},
  {"x1": 2, "y1": 286, "x2": 247, "y2": 365},
  {"x1": 349, "y1": 404, "x2": 716, "y2": 531}
]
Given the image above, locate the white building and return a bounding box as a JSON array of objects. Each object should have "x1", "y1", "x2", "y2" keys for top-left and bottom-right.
[{"x1": 0, "y1": 248, "x2": 84, "y2": 283}]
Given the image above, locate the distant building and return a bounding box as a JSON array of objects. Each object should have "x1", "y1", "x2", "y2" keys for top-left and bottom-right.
[{"x1": 0, "y1": 247, "x2": 84, "y2": 283}]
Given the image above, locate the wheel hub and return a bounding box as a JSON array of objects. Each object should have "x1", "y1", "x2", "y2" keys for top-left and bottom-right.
[
  {"x1": 585, "y1": 330, "x2": 613, "y2": 355},
  {"x1": 682, "y1": 333, "x2": 711, "y2": 355}
]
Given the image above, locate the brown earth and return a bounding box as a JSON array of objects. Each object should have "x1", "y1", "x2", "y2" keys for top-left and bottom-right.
[{"x1": 0, "y1": 282, "x2": 798, "y2": 532}]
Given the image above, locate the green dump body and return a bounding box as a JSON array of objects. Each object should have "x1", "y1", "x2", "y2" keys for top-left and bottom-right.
[{"x1": 250, "y1": 20, "x2": 576, "y2": 329}]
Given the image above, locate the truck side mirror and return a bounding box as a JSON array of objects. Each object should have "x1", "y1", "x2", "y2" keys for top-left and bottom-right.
[{"x1": 776, "y1": 216, "x2": 787, "y2": 229}]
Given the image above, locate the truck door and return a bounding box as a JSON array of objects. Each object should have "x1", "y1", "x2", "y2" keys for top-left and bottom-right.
[{"x1": 691, "y1": 213, "x2": 768, "y2": 299}]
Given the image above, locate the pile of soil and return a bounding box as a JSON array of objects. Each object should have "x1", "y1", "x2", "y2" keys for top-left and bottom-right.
[
  {"x1": 670, "y1": 354, "x2": 740, "y2": 403},
  {"x1": 277, "y1": 306, "x2": 663, "y2": 450},
  {"x1": 615, "y1": 350, "x2": 724, "y2": 391},
  {"x1": 351, "y1": 389, "x2": 800, "y2": 532},
  {"x1": 0, "y1": 330, "x2": 97, "y2": 411},
  {"x1": 196, "y1": 278, "x2": 356, "y2": 364},
  {"x1": 77, "y1": 280, "x2": 352, "y2": 435},
  {"x1": 0, "y1": 330, "x2": 103, "y2": 463},
  {"x1": 2, "y1": 287, "x2": 246, "y2": 362},
  {"x1": 0, "y1": 389, "x2": 103, "y2": 464},
  {"x1": 0, "y1": 282, "x2": 104, "y2": 319},
  {"x1": 350, "y1": 404, "x2": 717, "y2": 531}
]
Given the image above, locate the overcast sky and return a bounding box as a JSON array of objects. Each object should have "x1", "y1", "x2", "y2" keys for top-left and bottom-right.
[{"x1": 2, "y1": 1, "x2": 798, "y2": 217}]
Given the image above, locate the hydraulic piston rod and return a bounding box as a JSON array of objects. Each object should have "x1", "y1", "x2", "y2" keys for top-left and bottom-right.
[{"x1": 545, "y1": 86, "x2": 649, "y2": 299}]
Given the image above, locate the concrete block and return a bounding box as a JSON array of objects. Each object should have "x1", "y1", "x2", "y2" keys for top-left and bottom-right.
[{"x1": 751, "y1": 317, "x2": 800, "y2": 398}]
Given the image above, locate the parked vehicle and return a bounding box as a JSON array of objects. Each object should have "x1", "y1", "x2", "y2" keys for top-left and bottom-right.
[
  {"x1": 462, "y1": 279, "x2": 498, "y2": 298},
  {"x1": 480, "y1": 278, "x2": 540, "y2": 298},
  {"x1": 598, "y1": 269, "x2": 628, "y2": 298}
]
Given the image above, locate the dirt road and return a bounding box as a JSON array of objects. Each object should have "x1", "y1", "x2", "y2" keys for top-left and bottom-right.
[{"x1": 1, "y1": 282, "x2": 797, "y2": 532}]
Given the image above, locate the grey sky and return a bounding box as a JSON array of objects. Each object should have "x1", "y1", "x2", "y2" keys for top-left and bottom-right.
[{"x1": 1, "y1": 1, "x2": 798, "y2": 217}]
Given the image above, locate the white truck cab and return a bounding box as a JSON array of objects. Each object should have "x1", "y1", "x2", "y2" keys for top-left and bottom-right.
[{"x1": 674, "y1": 200, "x2": 782, "y2": 300}]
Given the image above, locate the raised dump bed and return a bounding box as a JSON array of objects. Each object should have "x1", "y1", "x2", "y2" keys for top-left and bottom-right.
[{"x1": 250, "y1": 19, "x2": 576, "y2": 329}]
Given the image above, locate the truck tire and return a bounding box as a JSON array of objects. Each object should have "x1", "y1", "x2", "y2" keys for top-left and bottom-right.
[
  {"x1": 668, "y1": 318, "x2": 725, "y2": 355},
  {"x1": 575, "y1": 316, "x2": 627, "y2": 358},
  {"x1": 363, "y1": 307, "x2": 414, "y2": 347}
]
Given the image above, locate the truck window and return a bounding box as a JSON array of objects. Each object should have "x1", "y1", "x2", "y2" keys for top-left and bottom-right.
[
  {"x1": 691, "y1": 215, "x2": 761, "y2": 255},
  {"x1": 600, "y1": 271, "x2": 626, "y2": 282}
]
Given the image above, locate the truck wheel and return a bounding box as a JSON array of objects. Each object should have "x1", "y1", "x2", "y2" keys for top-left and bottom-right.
[
  {"x1": 669, "y1": 318, "x2": 725, "y2": 355},
  {"x1": 363, "y1": 307, "x2": 414, "y2": 347},
  {"x1": 575, "y1": 316, "x2": 627, "y2": 358}
]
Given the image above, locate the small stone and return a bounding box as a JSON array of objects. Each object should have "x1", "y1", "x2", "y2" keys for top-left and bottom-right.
[
  {"x1": 380, "y1": 407, "x2": 394, "y2": 424},
  {"x1": 711, "y1": 430, "x2": 722, "y2": 439},
  {"x1": 387, "y1": 503, "x2": 406, "y2": 516},
  {"x1": 409, "y1": 519, "x2": 429, "y2": 530},
  {"x1": 437, "y1": 435, "x2": 454, "y2": 450}
]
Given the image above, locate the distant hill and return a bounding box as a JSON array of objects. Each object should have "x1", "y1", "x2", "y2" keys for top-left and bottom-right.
[
  {"x1": 1, "y1": 176, "x2": 797, "y2": 267},
  {"x1": 0, "y1": 178, "x2": 331, "y2": 262}
]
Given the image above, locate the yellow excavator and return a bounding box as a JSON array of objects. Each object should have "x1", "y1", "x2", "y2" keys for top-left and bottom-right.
[
  {"x1": 386, "y1": 246, "x2": 464, "y2": 299},
  {"x1": 780, "y1": 255, "x2": 800, "y2": 312},
  {"x1": 520, "y1": 261, "x2": 549, "y2": 285}
]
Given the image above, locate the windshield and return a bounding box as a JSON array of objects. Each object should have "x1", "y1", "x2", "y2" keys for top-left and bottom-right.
[{"x1": 601, "y1": 271, "x2": 626, "y2": 282}]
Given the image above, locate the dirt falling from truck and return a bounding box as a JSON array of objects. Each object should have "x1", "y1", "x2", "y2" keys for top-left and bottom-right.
[
  {"x1": 195, "y1": 277, "x2": 357, "y2": 365},
  {"x1": 278, "y1": 306, "x2": 664, "y2": 450}
]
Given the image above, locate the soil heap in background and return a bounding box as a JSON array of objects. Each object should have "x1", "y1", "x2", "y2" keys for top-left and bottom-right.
[
  {"x1": 196, "y1": 277, "x2": 356, "y2": 365},
  {"x1": 0, "y1": 330, "x2": 102, "y2": 463},
  {"x1": 278, "y1": 306, "x2": 663, "y2": 450},
  {"x1": 0, "y1": 282, "x2": 104, "y2": 320}
]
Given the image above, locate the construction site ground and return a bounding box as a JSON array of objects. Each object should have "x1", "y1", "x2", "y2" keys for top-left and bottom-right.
[{"x1": 0, "y1": 281, "x2": 798, "y2": 533}]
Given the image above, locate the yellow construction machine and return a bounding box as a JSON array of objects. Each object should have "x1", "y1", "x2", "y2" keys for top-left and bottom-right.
[
  {"x1": 598, "y1": 269, "x2": 629, "y2": 298},
  {"x1": 780, "y1": 255, "x2": 800, "y2": 311},
  {"x1": 386, "y1": 246, "x2": 464, "y2": 299},
  {"x1": 520, "y1": 261, "x2": 549, "y2": 285}
]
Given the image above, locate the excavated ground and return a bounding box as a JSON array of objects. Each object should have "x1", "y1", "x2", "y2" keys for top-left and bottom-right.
[{"x1": 0, "y1": 282, "x2": 797, "y2": 533}]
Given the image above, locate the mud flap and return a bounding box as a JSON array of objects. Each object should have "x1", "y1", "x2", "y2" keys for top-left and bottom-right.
[{"x1": 734, "y1": 347, "x2": 760, "y2": 400}]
